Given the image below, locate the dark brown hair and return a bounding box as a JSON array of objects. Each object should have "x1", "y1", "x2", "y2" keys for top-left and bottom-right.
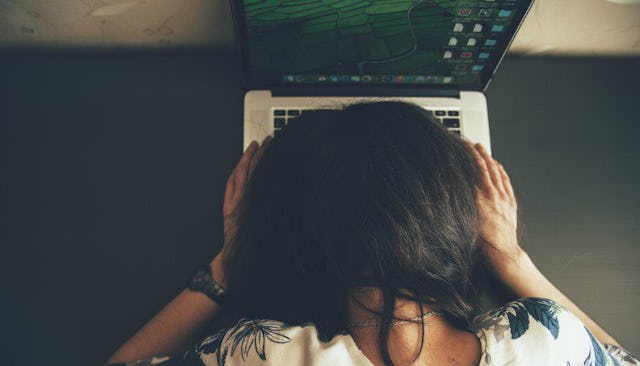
[{"x1": 223, "y1": 101, "x2": 481, "y2": 365}]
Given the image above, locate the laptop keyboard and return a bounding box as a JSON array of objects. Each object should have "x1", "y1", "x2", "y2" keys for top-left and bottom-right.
[
  {"x1": 272, "y1": 108, "x2": 462, "y2": 137},
  {"x1": 272, "y1": 109, "x2": 304, "y2": 136},
  {"x1": 432, "y1": 109, "x2": 462, "y2": 136}
]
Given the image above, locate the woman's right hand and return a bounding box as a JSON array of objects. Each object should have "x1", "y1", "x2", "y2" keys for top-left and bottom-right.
[
  {"x1": 466, "y1": 143, "x2": 526, "y2": 275},
  {"x1": 466, "y1": 144, "x2": 626, "y2": 349}
]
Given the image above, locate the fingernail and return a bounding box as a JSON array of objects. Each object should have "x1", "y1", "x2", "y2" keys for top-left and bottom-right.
[{"x1": 250, "y1": 140, "x2": 258, "y2": 148}]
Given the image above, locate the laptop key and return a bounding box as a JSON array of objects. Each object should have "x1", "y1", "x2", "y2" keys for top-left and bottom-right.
[
  {"x1": 274, "y1": 109, "x2": 286, "y2": 116},
  {"x1": 274, "y1": 129, "x2": 282, "y2": 136},
  {"x1": 274, "y1": 118, "x2": 286, "y2": 128},
  {"x1": 434, "y1": 110, "x2": 446, "y2": 117},
  {"x1": 287, "y1": 110, "x2": 300, "y2": 116},
  {"x1": 450, "y1": 129, "x2": 461, "y2": 136},
  {"x1": 443, "y1": 118, "x2": 460, "y2": 128},
  {"x1": 448, "y1": 110, "x2": 460, "y2": 116}
]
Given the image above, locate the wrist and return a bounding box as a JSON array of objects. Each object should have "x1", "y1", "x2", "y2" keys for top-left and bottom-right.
[
  {"x1": 210, "y1": 254, "x2": 227, "y2": 289},
  {"x1": 488, "y1": 248, "x2": 539, "y2": 285},
  {"x1": 492, "y1": 251, "x2": 558, "y2": 301}
]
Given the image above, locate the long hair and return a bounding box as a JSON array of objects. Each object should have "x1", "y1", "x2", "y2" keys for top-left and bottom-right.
[{"x1": 221, "y1": 101, "x2": 481, "y2": 365}]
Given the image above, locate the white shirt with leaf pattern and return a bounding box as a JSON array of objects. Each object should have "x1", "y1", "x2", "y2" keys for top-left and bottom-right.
[{"x1": 120, "y1": 297, "x2": 638, "y2": 366}]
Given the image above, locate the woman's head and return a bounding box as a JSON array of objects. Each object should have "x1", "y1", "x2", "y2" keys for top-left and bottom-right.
[{"x1": 223, "y1": 101, "x2": 481, "y2": 361}]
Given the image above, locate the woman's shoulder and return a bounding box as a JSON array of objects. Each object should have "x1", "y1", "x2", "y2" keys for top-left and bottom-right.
[
  {"x1": 174, "y1": 318, "x2": 371, "y2": 366},
  {"x1": 472, "y1": 297, "x2": 638, "y2": 366},
  {"x1": 472, "y1": 297, "x2": 564, "y2": 343}
]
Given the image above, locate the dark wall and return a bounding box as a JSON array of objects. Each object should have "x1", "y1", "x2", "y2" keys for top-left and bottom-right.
[{"x1": 0, "y1": 52, "x2": 638, "y2": 366}]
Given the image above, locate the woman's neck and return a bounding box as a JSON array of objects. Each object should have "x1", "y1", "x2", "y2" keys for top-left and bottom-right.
[
  {"x1": 346, "y1": 287, "x2": 481, "y2": 366},
  {"x1": 347, "y1": 287, "x2": 438, "y2": 326}
]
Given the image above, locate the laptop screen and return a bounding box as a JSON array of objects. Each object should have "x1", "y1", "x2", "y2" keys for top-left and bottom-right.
[{"x1": 234, "y1": 0, "x2": 533, "y2": 90}]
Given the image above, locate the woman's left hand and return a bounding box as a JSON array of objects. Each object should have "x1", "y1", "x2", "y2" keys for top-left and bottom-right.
[
  {"x1": 223, "y1": 137, "x2": 272, "y2": 245},
  {"x1": 212, "y1": 136, "x2": 272, "y2": 285}
]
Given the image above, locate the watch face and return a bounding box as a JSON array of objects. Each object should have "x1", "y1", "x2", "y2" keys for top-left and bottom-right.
[
  {"x1": 189, "y1": 264, "x2": 225, "y2": 302},
  {"x1": 190, "y1": 267, "x2": 211, "y2": 291}
]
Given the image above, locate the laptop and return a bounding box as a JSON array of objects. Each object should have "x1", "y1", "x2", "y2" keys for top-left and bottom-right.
[{"x1": 230, "y1": 0, "x2": 534, "y2": 152}]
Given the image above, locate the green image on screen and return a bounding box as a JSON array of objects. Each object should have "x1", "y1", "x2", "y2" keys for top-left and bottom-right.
[{"x1": 242, "y1": 0, "x2": 525, "y2": 86}]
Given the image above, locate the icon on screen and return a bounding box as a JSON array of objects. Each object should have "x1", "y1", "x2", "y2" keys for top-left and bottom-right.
[
  {"x1": 329, "y1": 75, "x2": 338, "y2": 82},
  {"x1": 362, "y1": 75, "x2": 372, "y2": 82},
  {"x1": 491, "y1": 25, "x2": 504, "y2": 32},
  {"x1": 394, "y1": 75, "x2": 405, "y2": 83},
  {"x1": 479, "y1": 52, "x2": 490, "y2": 59},
  {"x1": 449, "y1": 37, "x2": 458, "y2": 46},
  {"x1": 416, "y1": 75, "x2": 426, "y2": 82},
  {"x1": 460, "y1": 51, "x2": 473, "y2": 58},
  {"x1": 443, "y1": 76, "x2": 454, "y2": 83},
  {"x1": 498, "y1": 10, "x2": 512, "y2": 17},
  {"x1": 467, "y1": 38, "x2": 477, "y2": 46},
  {"x1": 295, "y1": 75, "x2": 304, "y2": 82},
  {"x1": 473, "y1": 65, "x2": 485, "y2": 71},
  {"x1": 383, "y1": 75, "x2": 394, "y2": 83},
  {"x1": 453, "y1": 23, "x2": 464, "y2": 32},
  {"x1": 473, "y1": 24, "x2": 483, "y2": 32},
  {"x1": 318, "y1": 75, "x2": 327, "y2": 82},
  {"x1": 284, "y1": 75, "x2": 294, "y2": 82},
  {"x1": 443, "y1": 51, "x2": 453, "y2": 59},
  {"x1": 484, "y1": 39, "x2": 497, "y2": 46},
  {"x1": 455, "y1": 64, "x2": 468, "y2": 71},
  {"x1": 350, "y1": 75, "x2": 361, "y2": 82},
  {"x1": 478, "y1": 9, "x2": 492, "y2": 17},
  {"x1": 458, "y1": 8, "x2": 472, "y2": 16},
  {"x1": 340, "y1": 75, "x2": 350, "y2": 82}
]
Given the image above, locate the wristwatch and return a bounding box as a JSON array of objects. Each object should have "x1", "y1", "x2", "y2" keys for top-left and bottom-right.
[{"x1": 187, "y1": 264, "x2": 226, "y2": 304}]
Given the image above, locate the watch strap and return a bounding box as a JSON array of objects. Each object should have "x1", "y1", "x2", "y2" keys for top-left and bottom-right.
[{"x1": 188, "y1": 264, "x2": 226, "y2": 304}]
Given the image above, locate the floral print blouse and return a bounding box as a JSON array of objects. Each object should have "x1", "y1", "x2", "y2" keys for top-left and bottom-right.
[{"x1": 119, "y1": 297, "x2": 638, "y2": 366}]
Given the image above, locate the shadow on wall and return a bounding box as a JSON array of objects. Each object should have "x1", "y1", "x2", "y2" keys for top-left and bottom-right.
[
  {"x1": 0, "y1": 0, "x2": 640, "y2": 55},
  {"x1": 0, "y1": 0, "x2": 234, "y2": 48}
]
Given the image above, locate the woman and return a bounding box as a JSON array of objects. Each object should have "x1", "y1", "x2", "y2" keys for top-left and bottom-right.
[{"x1": 107, "y1": 102, "x2": 638, "y2": 366}]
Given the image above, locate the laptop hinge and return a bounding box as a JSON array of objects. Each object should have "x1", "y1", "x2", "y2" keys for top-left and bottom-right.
[{"x1": 271, "y1": 87, "x2": 461, "y2": 99}]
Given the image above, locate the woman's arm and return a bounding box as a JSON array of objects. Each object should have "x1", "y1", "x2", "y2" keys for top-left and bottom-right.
[
  {"x1": 106, "y1": 138, "x2": 271, "y2": 365},
  {"x1": 106, "y1": 256, "x2": 226, "y2": 364},
  {"x1": 468, "y1": 142, "x2": 621, "y2": 347},
  {"x1": 493, "y1": 250, "x2": 621, "y2": 347}
]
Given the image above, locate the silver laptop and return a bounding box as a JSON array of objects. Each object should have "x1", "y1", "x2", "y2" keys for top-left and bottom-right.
[{"x1": 230, "y1": 0, "x2": 534, "y2": 152}]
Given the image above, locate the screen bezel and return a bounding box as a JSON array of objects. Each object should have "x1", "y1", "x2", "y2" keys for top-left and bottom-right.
[{"x1": 230, "y1": 0, "x2": 535, "y2": 92}]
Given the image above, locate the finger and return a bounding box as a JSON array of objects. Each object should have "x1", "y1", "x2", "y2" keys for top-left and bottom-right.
[
  {"x1": 246, "y1": 136, "x2": 270, "y2": 178},
  {"x1": 475, "y1": 144, "x2": 505, "y2": 197},
  {"x1": 225, "y1": 173, "x2": 235, "y2": 199},
  {"x1": 232, "y1": 140, "x2": 259, "y2": 177},
  {"x1": 238, "y1": 140, "x2": 260, "y2": 173},
  {"x1": 491, "y1": 158, "x2": 507, "y2": 196},
  {"x1": 265, "y1": 134, "x2": 273, "y2": 144},
  {"x1": 462, "y1": 139, "x2": 477, "y2": 155},
  {"x1": 234, "y1": 141, "x2": 260, "y2": 193},
  {"x1": 497, "y1": 163, "x2": 516, "y2": 204},
  {"x1": 230, "y1": 141, "x2": 259, "y2": 194},
  {"x1": 467, "y1": 143, "x2": 495, "y2": 195},
  {"x1": 225, "y1": 154, "x2": 243, "y2": 199},
  {"x1": 248, "y1": 136, "x2": 272, "y2": 177}
]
